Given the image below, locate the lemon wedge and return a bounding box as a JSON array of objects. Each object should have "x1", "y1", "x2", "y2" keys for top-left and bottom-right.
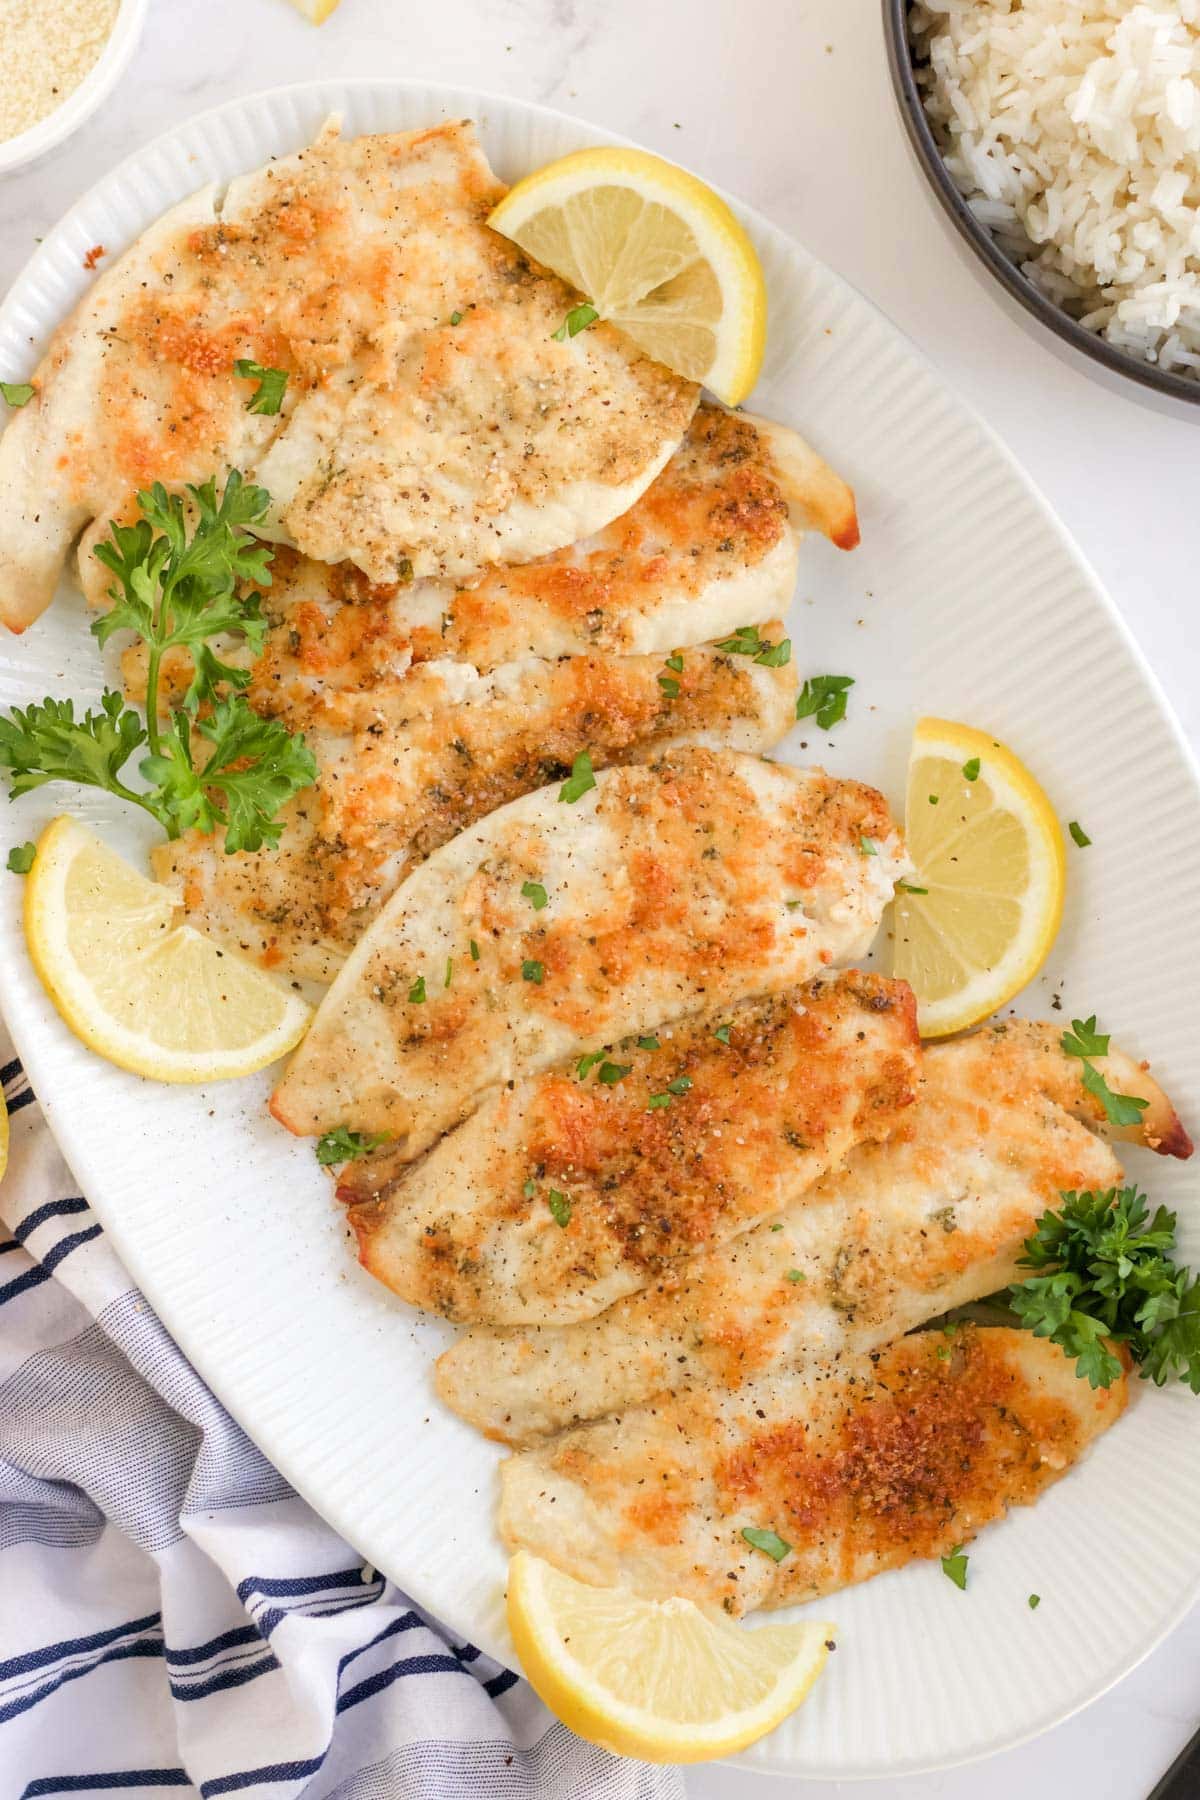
[
  {"x1": 489, "y1": 147, "x2": 767, "y2": 405},
  {"x1": 891, "y1": 718, "x2": 1066, "y2": 1038},
  {"x1": 507, "y1": 1551, "x2": 833, "y2": 1763},
  {"x1": 284, "y1": 0, "x2": 341, "y2": 20},
  {"x1": 24, "y1": 817, "x2": 311, "y2": 1083}
]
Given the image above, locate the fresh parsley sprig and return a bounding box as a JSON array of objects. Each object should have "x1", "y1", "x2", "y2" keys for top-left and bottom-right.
[
  {"x1": 1009, "y1": 1186, "x2": 1200, "y2": 1393},
  {"x1": 0, "y1": 473, "x2": 316, "y2": 855},
  {"x1": 315, "y1": 1127, "x2": 392, "y2": 1166}
]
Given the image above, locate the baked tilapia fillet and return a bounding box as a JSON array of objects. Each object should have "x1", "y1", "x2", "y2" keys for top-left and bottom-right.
[
  {"x1": 270, "y1": 746, "x2": 909, "y2": 1149},
  {"x1": 98, "y1": 405, "x2": 858, "y2": 709},
  {"x1": 0, "y1": 118, "x2": 696, "y2": 631},
  {"x1": 498, "y1": 1326, "x2": 1128, "y2": 1615},
  {"x1": 340, "y1": 971, "x2": 920, "y2": 1325},
  {"x1": 152, "y1": 625, "x2": 800, "y2": 984},
  {"x1": 438, "y1": 1019, "x2": 1190, "y2": 1440}
]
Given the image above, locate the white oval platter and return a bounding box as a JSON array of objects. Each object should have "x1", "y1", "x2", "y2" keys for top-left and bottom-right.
[{"x1": 1, "y1": 79, "x2": 1198, "y2": 1779}]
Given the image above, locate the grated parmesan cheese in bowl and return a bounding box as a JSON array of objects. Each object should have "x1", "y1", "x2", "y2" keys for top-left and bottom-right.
[
  {"x1": 909, "y1": 0, "x2": 1200, "y2": 382},
  {"x1": 0, "y1": 0, "x2": 145, "y2": 174}
]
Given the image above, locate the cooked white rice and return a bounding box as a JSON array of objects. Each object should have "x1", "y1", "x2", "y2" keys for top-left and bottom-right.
[{"x1": 910, "y1": 0, "x2": 1200, "y2": 377}]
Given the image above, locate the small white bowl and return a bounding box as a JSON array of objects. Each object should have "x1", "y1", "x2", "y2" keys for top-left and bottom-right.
[{"x1": 0, "y1": 0, "x2": 149, "y2": 177}]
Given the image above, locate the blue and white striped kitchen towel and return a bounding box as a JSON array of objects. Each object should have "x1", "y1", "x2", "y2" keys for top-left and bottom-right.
[{"x1": 0, "y1": 1033, "x2": 682, "y2": 1800}]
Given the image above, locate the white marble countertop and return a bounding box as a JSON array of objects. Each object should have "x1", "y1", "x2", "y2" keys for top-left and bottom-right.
[{"x1": 3, "y1": 0, "x2": 1198, "y2": 1792}]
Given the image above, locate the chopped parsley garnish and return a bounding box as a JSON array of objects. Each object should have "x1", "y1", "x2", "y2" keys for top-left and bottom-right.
[
  {"x1": 647, "y1": 1092, "x2": 673, "y2": 1109},
  {"x1": 1028, "y1": 1593, "x2": 1041, "y2": 1610},
  {"x1": 658, "y1": 674, "x2": 680, "y2": 698},
  {"x1": 598, "y1": 1060, "x2": 632, "y2": 1085},
  {"x1": 6, "y1": 841, "x2": 34, "y2": 874},
  {"x1": 896, "y1": 880, "x2": 928, "y2": 895},
  {"x1": 1060, "y1": 1016, "x2": 1149, "y2": 1129},
  {"x1": 1, "y1": 381, "x2": 35, "y2": 408},
  {"x1": 444, "y1": 957, "x2": 453, "y2": 989},
  {"x1": 576, "y1": 1050, "x2": 607, "y2": 1079},
  {"x1": 962, "y1": 757, "x2": 981, "y2": 781},
  {"x1": 546, "y1": 1189, "x2": 572, "y2": 1227},
  {"x1": 940, "y1": 1546, "x2": 969, "y2": 1590},
  {"x1": 521, "y1": 959, "x2": 545, "y2": 985},
  {"x1": 859, "y1": 836, "x2": 878, "y2": 857},
  {"x1": 521, "y1": 879, "x2": 549, "y2": 911},
  {"x1": 770, "y1": 1221, "x2": 784, "y2": 1231},
  {"x1": 449, "y1": 310, "x2": 463, "y2": 325},
  {"x1": 552, "y1": 301, "x2": 599, "y2": 341},
  {"x1": 928, "y1": 794, "x2": 939, "y2": 805},
  {"x1": 637, "y1": 1035, "x2": 660, "y2": 1051},
  {"x1": 741, "y1": 1526, "x2": 792, "y2": 1563},
  {"x1": 666, "y1": 1074, "x2": 692, "y2": 1095},
  {"x1": 714, "y1": 625, "x2": 790, "y2": 667},
  {"x1": 795, "y1": 673, "x2": 853, "y2": 730},
  {"x1": 665, "y1": 653, "x2": 684, "y2": 673},
  {"x1": 1068, "y1": 820, "x2": 1091, "y2": 848},
  {"x1": 1009, "y1": 1185, "x2": 1200, "y2": 1392},
  {"x1": 315, "y1": 1127, "x2": 391, "y2": 1166},
  {"x1": 785, "y1": 1268, "x2": 805, "y2": 1283},
  {"x1": 470, "y1": 938, "x2": 481, "y2": 961},
  {"x1": 234, "y1": 358, "x2": 289, "y2": 415},
  {"x1": 713, "y1": 1022, "x2": 733, "y2": 1045},
  {"x1": 523, "y1": 1177, "x2": 537, "y2": 1199},
  {"x1": 408, "y1": 975, "x2": 427, "y2": 1004},
  {"x1": 559, "y1": 750, "x2": 596, "y2": 804},
  {"x1": 0, "y1": 474, "x2": 315, "y2": 854}
]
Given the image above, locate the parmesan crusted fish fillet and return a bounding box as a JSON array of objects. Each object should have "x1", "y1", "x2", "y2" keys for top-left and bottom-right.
[
  {"x1": 340, "y1": 972, "x2": 920, "y2": 1325},
  {"x1": 270, "y1": 747, "x2": 908, "y2": 1147},
  {"x1": 0, "y1": 119, "x2": 695, "y2": 631},
  {"x1": 438, "y1": 1019, "x2": 1189, "y2": 1440},
  {"x1": 151, "y1": 630, "x2": 799, "y2": 983},
  {"x1": 89, "y1": 406, "x2": 853, "y2": 708},
  {"x1": 498, "y1": 1326, "x2": 1127, "y2": 1614}
]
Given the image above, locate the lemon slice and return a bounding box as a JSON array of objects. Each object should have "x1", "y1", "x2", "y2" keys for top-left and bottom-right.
[
  {"x1": 489, "y1": 147, "x2": 767, "y2": 405},
  {"x1": 507, "y1": 1551, "x2": 833, "y2": 1763},
  {"x1": 892, "y1": 719, "x2": 1066, "y2": 1038},
  {"x1": 24, "y1": 817, "x2": 311, "y2": 1083},
  {"x1": 285, "y1": 0, "x2": 341, "y2": 20}
]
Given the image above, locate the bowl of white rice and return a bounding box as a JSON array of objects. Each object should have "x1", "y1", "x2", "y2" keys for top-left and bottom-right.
[
  {"x1": 0, "y1": 0, "x2": 148, "y2": 176},
  {"x1": 884, "y1": 0, "x2": 1200, "y2": 405}
]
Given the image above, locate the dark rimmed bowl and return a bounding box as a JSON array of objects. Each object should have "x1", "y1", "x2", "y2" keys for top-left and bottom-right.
[{"x1": 882, "y1": 0, "x2": 1200, "y2": 409}]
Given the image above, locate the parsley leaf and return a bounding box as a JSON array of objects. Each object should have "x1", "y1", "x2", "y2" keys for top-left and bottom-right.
[
  {"x1": 1069, "y1": 820, "x2": 1091, "y2": 848},
  {"x1": 897, "y1": 879, "x2": 928, "y2": 895},
  {"x1": 521, "y1": 879, "x2": 549, "y2": 911},
  {"x1": 234, "y1": 358, "x2": 289, "y2": 415},
  {"x1": 859, "y1": 836, "x2": 878, "y2": 857},
  {"x1": 449, "y1": 310, "x2": 463, "y2": 326},
  {"x1": 962, "y1": 757, "x2": 981, "y2": 781},
  {"x1": 559, "y1": 751, "x2": 596, "y2": 804},
  {"x1": 941, "y1": 1546, "x2": 969, "y2": 1590},
  {"x1": 521, "y1": 960, "x2": 545, "y2": 984},
  {"x1": 1061, "y1": 1015, "x2": 1109, "y2": 1059},
  {"x1": 1, "y1": 380, "x2": 35, "y2": 408},
  {"x1": 741, "y1": 1526, "x2": 791, "y2": 1562},
  {"x1": 598, "y1": 1061, "x2": 632, "y2": 1085},
  {"x1": 576, "y1": 1050, "x2": 607, "y2": 1080},
  {"x1": 647, "y1": 1093, "x2": 673, "y2": 1109},
  {"x1": 795, "y1": 674, "x2": 853, "y2": 730},
  {"x1": 408, "y1": 975, "x2": 427, "y2": 1004},
  {"x1": 552, "y1": 302, "x2": 599, "y2": 341},
  {"x1": 1009, "y1": 1185, "x2": 1200, "y2": 1393},
  {"x1": 637, "y1": 1035, "x2": 660, "y2": 1051},
  {"x1": 714, "y1": 625, "x2": 791, "y2": 667},
  {"x1": 315, "y1": 1127, "x2": 391, "y2": 1166},
  {"x1": 6, "y1": 841, "x2": 35, "y2": 874},
  {"x1": 1028, "y1": 1594, "x2": 1041, "y2": 1610},
  {"x1": 658, "y1": 675, "x2": 681, "y2": 698},
  {"x1": 713, "y1": 1022, "x2": 733, "y2": 1045},
  {"x1": 149, "y1": 696, "x2": 317, "y2": 852},
  {"x1": 0, "y1": 692, "x2": 150, "y2": 813},
  {"x1": 546, "y1": 1189, "x2": 572, "y2": 1227},
  {"x1": 666, "y1": 1074, "x2": 692, "y2": 1095},
  {"x1": 785, "y1": 1268, "x2": 805, "y2": 1283},
  {"x1": 1059, "y1": 1017, "x2": 1149, "y2": 1129}
]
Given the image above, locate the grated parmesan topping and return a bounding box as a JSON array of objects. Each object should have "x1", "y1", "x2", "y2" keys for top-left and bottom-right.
[{"x1": 0, "y1": 0, "x2": 119, "y2": 145}]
